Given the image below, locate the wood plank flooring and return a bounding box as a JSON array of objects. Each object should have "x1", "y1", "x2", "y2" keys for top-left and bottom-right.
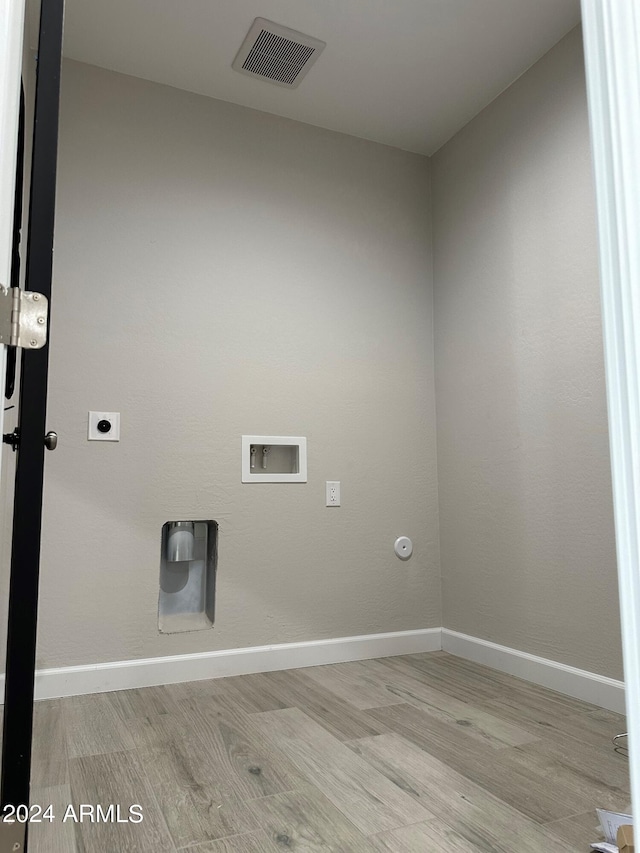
[{"x1": 27, "y1": 652, "x2": 629, "y2": 852}]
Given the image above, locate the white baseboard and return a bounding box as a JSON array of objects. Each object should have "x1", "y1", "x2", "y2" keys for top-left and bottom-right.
[
  {"x1": 26, "y1": 626, "x2": 625, "y2": 714},
  {"x1": 442, "y1": 628, "x2": 626, "y2": 714},
  {"x1": 32, "y1": 628, "x2": 442, "y2": 701}
]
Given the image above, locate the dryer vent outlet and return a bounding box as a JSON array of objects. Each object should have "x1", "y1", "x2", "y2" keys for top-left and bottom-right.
[{"x1": 232, "y1": 18, "x2": 326, "y2": 89}]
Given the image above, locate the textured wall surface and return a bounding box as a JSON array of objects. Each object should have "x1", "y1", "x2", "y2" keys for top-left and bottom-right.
[
  {"x1": 33, "y1": 29, "x2": 623, "y2": 681},
  {"x1": 432, "y1": 29, "x2": 622, "y2": 678},
  {"x1": 36, "y1": 60, "x2": 440, "y2": 668}
]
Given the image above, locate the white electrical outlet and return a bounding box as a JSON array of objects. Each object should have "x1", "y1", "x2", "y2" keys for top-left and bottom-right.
[
  {"x1": 326, "y1": 481, "x2": 340, "y2": 506},
  {"x1": 88, "y1": 411, "x2": 120, "y2": 441}
]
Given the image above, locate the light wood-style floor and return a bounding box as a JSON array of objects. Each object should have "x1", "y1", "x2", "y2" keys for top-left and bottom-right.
[{"x1": 28, "y1": 651, "x2": 629, "y2": 852}]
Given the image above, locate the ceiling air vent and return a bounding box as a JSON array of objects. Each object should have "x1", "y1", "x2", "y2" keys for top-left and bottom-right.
[{"x1": 232, "y1": 18, "x2": 326, "y2": 89}]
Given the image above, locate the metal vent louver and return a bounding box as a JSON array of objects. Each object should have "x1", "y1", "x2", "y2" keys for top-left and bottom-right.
[{"x1": 232, "y1": 18, "x2": 326, "y2": 89}]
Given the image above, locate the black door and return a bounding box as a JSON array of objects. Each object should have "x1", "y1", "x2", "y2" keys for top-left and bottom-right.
[{"x1": 0, "y1": 1, "x2": 65, "y2": 848}]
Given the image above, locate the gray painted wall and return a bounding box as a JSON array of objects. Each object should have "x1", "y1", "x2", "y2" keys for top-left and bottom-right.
[
  {"x1": 432, "y1": 28, "x2": 622, "y2": 678},
  {"x1": 32, "y1": 28, "x2": 622, "y2": 681},
  {"x1": 35, "y1": 60, "x2": 440, "y2": 669}
]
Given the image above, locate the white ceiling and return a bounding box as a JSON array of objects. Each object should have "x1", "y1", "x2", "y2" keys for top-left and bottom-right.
[{"x1": 40, "y1": 0, "x2": 580, "y2": 155}]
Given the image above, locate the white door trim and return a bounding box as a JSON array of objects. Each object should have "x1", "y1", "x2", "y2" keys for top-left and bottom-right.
[
  {"x1": 581, "y1": 0, "x2": 640, "y2": 820},
  {"x1": 0, "y1": 0, "x2": 25, "y2": 479}
]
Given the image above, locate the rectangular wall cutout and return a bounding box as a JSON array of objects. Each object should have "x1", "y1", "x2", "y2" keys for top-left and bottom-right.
[
  {"x1": 158, "y1": 520, "x2": 218, "y2": 634},
  {"x1": 242, "y1": 435, "x2": 307, "y2": 482}
]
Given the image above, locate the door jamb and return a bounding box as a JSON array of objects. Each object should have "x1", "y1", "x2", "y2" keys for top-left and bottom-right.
[
  {"x1": 581, "y1": 0, "x2": 640, "y2": 822},
  {"x1": 0, "y1": 0, "x2": 64, "y2": 826},
  {"x1": 0, "y1": 1, "x2": 25, "y2": 478}
]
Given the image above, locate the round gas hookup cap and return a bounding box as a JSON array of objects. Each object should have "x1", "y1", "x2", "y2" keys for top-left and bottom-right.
[{"x1": 394, "y1": 536, "x2": 413, "y2": 560}]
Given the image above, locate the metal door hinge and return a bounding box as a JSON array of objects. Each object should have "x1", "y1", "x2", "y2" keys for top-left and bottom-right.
[{"x1": 0, "y1": 286, "x2": 48, "y2": 350}]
